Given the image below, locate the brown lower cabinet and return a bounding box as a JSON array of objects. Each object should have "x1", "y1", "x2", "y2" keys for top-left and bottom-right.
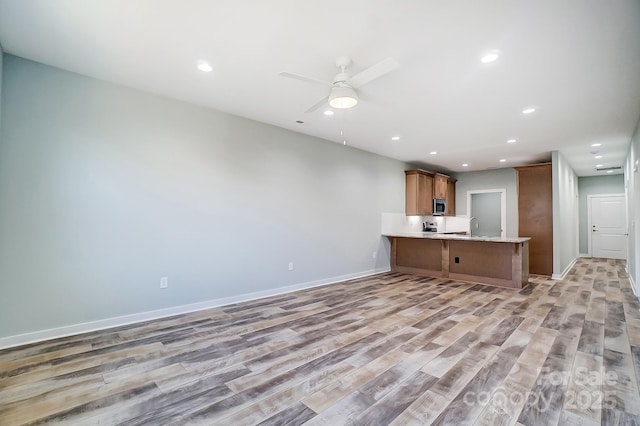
[
  {"x1": 390, "y1": 237, "x2": 529, "y2": 289},
  {"x1": 515, "y1": 163, "x2": 553, "y2": 275}
]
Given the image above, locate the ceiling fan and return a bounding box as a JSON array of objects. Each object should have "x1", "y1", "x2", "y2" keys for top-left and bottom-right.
[{"x1": 279, "y1": 56, "x2": 399, "y2": 113}]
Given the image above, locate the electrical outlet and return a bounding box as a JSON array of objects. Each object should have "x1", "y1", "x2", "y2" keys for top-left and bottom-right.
[
  {"x1": 372, "y1": 251, "x2": 377, "y2": 258},
  {"x1": 160, "y1": 277, "x2": 168, "y2": 289},
  {"x1": 288, "y1": 262, "x2": 294, "y2": 271}
]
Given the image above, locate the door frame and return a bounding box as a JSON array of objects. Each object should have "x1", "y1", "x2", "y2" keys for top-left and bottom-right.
[
  {"x1": 587, "y1": 193, "x2": 626, "y2": 257},
  {"x1": 466, "y1": 189, "x2": 507, "y2": 238}
]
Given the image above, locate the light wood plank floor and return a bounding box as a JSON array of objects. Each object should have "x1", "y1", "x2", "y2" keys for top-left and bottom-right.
[{"x1": 1, "y1": 257, "x2": 639, "y2": 425}]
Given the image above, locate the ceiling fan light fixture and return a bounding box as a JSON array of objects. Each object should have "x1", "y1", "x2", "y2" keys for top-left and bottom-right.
[{"x1": 328, "y1": 86, "x2": 358, "y2": 109}]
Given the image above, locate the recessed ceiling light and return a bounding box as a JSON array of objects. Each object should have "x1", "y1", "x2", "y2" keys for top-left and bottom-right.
[
  {"x1": 596, "y1": 164, "x2": 604, "y2": 168},
  {"x1": 507, "y1": 139, "x2": 517, "y2": 144},
  {"x1": 480, "y1": 51, "x2": 500, "y2": 63},
  {"x1": 499, "y1": 159, "x2": 507, "y2": 162},
  {"x1": 343, "y1": 140, "x2": 347, "y2": 145},
  {"x1": 430, "y1": 151, "x2": 437, "y2": 155},
  {"x1": 522, "y1": 107, "x2": 536, "y2": 114},
  {"x1": 591, "y1": 143, "x2": 601, "y2": 147},
  {"x1": 391, "y1": 136, "x2": 400, "y2": 141},
  {"x1": 324, "y1": 110, "x2": 334, "y2": 116},
  {"x1": 595, "y1": 155, "x2": 603, "y2": 159},
  {"x1": 197, "y1": 61, "x2": 213, "y2": 73},
  {"x1": 462, "y1": 163, "x2": 469, "y2": 167}
]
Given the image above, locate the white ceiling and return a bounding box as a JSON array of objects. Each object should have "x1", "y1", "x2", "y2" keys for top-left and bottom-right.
[{"x1": 1, "y1": 0, "x2": 639, "y2": 176}]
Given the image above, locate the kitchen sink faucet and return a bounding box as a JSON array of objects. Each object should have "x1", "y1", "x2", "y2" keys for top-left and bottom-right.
[{"x1": 470, "y1": 217, "x2": 479, "y2": 237}]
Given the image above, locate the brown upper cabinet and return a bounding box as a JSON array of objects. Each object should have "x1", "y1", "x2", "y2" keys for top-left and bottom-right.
[
  {"x1": 446, "y1": 177, "x2": 456, "y2": 216},
  {"x1": 434, "y1": 174, "x2": 448, "y2": 199},
  {"x1": 405, "y1": 169, "x2": 456, "y2": 216},
  {"x1": 405, "y1": 169, "x2": 433, "y2": 215}
]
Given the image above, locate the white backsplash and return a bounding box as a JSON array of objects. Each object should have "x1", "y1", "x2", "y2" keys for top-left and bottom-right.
[
  {"x1": 381, "y1": 213, "x2": 469, "y2": 234},
  {"x1": 442, "y1": 216, "x2": 470, "y2": 233}
]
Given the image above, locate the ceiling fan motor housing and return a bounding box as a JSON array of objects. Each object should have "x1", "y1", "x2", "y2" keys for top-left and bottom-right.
[{"x1": 333, "y1": 72, "x2": 351, "y2": 85}]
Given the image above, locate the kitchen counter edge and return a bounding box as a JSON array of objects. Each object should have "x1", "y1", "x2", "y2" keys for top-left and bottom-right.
[{"x1": 382, "y1": 232, "x2": 531, "y2": 243}]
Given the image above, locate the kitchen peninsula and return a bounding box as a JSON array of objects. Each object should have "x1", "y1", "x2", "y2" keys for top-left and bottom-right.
[{"x1": 383, "y1": 233, "x2": 530, "y2": 289}]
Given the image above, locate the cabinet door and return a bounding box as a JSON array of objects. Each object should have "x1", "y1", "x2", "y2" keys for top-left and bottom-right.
[
  {"x1": 434, "y1": 175, "x2": 448, "y2": 199},
  {"x1": 405, "y1": 171, "x2": 433, "y2": 215},
  {"x1": 445, "y1": 179, "x2": 456, "y2": 216},
  {"x1": 419, "y1": 174, "x2": 434, "y2": 215}
]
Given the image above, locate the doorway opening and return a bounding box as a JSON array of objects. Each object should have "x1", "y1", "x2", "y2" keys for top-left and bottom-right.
[{"x1": 467, "y1": 189, "x2": 506, "y2": 238}]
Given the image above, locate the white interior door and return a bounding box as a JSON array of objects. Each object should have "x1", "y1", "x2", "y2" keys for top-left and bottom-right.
[{"x1": 590, "y1": 195, "x2": 627, "y2": 259}]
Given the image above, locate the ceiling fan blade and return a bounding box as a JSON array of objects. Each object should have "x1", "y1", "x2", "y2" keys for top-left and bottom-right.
[
  {"x1": 349, "y1": 58, "x2": 399, "y2": 88},
  {"x1": 279, "y1": 72, "x2": 331, "y2": 87},
  {"x1": 304, "y1": 96, "x2": 328, "y2": 113}
]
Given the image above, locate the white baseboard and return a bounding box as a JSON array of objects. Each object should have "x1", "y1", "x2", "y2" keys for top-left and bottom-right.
[
  {"x1": 551, "y1": 257, "x2": 578, "y2": 280},
  {"x1": 627, "y1": 265, "x2": 638, "y2": 297},
  {"x1": 578, "y1": 253, "x2": 590, "y2": 258},
  {"x1": 0, "y1": 267, "x2": 390, "y2": 350}
]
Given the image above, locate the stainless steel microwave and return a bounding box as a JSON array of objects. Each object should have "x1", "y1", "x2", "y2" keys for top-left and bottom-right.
[{"x1": 433, "y1": 198, "x2": 446, "y2": 215}]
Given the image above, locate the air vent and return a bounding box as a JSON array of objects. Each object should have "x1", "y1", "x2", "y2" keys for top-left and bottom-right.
[{"x1": 596, "y1": 166, "x2": 622, "y2": 172}]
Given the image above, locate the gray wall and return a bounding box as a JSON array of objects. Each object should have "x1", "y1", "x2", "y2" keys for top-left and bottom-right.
[
  {"x1": 0, "y1": 55, "x2": 408, "y2": 339},
  {"x1": 552, "y1": 151, "x2": 579, "y2": 277},
  {"x1": 625, "y1": 118, "x2": 640, "y2": 291},
  {"x1": 0, "y1": 45, "x2": 3, "y2": 126},
  {"x1": 451, "y1": 168, "x2": 518, "y2": 237},
  {"x1": 470, "y1": 192, "x2": 502, "y2": 237},
  {"x1": 578, "y1": 175, "x2": 625, "y2": 254}
]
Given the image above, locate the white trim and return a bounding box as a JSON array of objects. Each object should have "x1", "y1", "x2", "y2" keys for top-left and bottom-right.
[
  {"x1": 587, "y1": 193, "x2": 626, "y2": 257},
  {"x1": 628, "y1": 265, "x2": 638, "y2": 297},
  {"x1": 466, "y1": 188, "x2": 507, "y2": 238},
  {"x1": 0, "y1": 267, "x2": 390, "y2": 350},
  {"x1": 552, "y1": 256, "x2": 578, "y2": 280},
  {"x1": 578, "y1": 253, "x2": 590, "y2": 258}
]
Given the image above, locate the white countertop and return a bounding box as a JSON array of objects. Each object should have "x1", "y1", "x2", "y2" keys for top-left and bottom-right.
[{"x1": 382, "y1": 232, "x2": 531, "y2": 243}]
